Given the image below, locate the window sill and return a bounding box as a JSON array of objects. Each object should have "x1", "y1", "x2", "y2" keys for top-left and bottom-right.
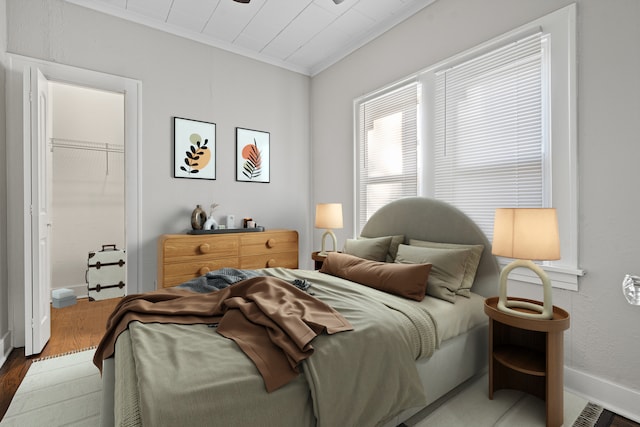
[{"x1": 498, "y1": 261, "x2": 585, "y2": 291}]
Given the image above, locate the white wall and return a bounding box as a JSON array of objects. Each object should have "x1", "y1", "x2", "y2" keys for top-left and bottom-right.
[
  {"x1": 311, "y1": 0, "x2": 640, "y2": 420},
  {"x1": 50, "y1": 82, "x2": 125, "y2": 296},
  {"x1": 0, "y1": 0, "x2": 9, "y2": 366}
]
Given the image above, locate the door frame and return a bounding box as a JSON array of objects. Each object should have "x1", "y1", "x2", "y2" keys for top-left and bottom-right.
[{"x1": 6, "y1": 54, "x2": 142, "y2": 351}]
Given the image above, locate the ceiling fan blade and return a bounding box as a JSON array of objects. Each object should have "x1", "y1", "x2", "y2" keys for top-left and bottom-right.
[{"x1": 233, "y1": 0, "x2": 250, "y2": 3}]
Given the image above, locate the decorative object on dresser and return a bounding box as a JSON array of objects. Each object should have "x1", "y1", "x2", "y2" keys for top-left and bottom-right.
[
  {"x1": 157, "y1": 229, "x2": 298, "y2": 288},
  {"x1": 202, "y1": 203, "x2": 220, "y2": 230},
  {"x1": 484, "y1": 296, "x2": 570, "y2": 427},
  {"x1": 236, "y1": 127, "x2": 270, "y2": 183},
  {"x1": 174, "y1": 117, "x2": 216, "y2": 180},
  {"x1": 190, "y1": 204, "x2": 207, "y2": 230},
  {"x1": 492, "y1": 208, "x2": 560, "y2": 319},
  {"x1": 315, "y1": 203, "x2": 343, "y2": 256}
]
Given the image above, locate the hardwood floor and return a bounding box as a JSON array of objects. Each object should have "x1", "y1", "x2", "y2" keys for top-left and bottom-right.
[{"x1": 0, "y1": 297, "x2": 119, "y2": 421}]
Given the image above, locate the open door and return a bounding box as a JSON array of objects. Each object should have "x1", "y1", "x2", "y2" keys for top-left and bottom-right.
[{"x1": 26, "y1": 67, "x2": 52, "y2": 355}]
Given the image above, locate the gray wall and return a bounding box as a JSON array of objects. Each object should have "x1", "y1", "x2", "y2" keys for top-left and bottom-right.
[
  {"x1": 311, "y1": 0, "x2": 640, "y2": 417},
  {"x1": 0, "y1": 0, "x2": 8, "y2": 363}
]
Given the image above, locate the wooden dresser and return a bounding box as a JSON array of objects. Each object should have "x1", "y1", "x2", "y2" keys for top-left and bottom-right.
[{"x1": 157, "y1": 229, "x2": 299, "y2": 289}]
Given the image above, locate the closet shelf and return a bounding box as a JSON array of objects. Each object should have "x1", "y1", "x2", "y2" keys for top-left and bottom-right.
[{"x1": 50, "y1": 137, "x2": 124, "y2": 153}]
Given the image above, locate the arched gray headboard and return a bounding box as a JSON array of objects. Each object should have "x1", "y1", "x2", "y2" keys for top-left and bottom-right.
[{"x1": 360, "y1": 197, "x2": 500, "y2": 298}]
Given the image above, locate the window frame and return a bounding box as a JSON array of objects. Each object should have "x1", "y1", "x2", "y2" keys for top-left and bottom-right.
[{"x1": 354, "y1": 4, "x2": 582, "y2": 290}]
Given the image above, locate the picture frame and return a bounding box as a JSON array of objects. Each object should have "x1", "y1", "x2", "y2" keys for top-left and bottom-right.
[
  {"x1": 174, "y1": 117, "x2": 216, "y2": 180},
  {"x1": 236, "y1": 127, "x2": 270, "y2": 183}
]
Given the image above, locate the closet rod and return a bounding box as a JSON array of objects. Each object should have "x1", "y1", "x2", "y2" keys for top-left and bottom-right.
[{"x1": 50, "y1": 137, "x2": 124, "y2": 153}]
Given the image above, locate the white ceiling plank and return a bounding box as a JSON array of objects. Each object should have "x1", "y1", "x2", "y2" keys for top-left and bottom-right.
[
  {"x1": 64, "y1": 0, "x2": 436, "y2": 76},
  {"x1": 202, "y1": 1, "x2": 262, "y2": 42},
  {"x1": 329, "y1": 8, "x2": 375, "y2": 40},
  {"x1": 353, "y1": 0, "x2": 405, "y2": 22},
  {"x1": 262, "y1": 3, "x2": 335, "y2": 58},
  {"x1": 241, "y1": 0, "x2": 311, "y2": 48},
  {"x1": 166, "y1": 0, "x2": 220, "y2": 31}
]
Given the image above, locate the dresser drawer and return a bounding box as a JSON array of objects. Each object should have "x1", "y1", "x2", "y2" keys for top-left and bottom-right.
[
  {"x1": 162, "y1": 257, "x2": 240, "y2": 287},
  {"x1": 240, "y1": 230, "x2": 298, "y2": 256},
  {"x1": 240, "y1": 252, "x2": 299, "y2": 269},
  {"x1": 162, "y1": 235, "x2": 239, "y2": 261}
]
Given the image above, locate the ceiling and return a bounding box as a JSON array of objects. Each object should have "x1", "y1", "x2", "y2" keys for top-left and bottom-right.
[{"x1": 65, "y1": 0, "x2": 437, "y2": 76}]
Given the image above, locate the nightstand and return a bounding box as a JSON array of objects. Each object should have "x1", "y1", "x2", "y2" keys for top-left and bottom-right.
[
  {"x1": 484, "y1": 296, "x2": 570, "y2": 427},
  {"x1": 311, "y1": 251, "x2": 326, "y2": 270}
]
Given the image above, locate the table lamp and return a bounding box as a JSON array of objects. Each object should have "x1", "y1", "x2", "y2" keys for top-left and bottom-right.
[
  {"x1": 315, "y1": 203, "x2": 343, "y2": 256},
  {"x1": 492, "y1": 208, "x2": 560, "y2": 319}
]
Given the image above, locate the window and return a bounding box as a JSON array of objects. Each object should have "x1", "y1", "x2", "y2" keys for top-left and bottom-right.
[
  {"x1": 432, "y1": 32, "x2": 548, "y2": 243},
  {"x1": 356, "y1": 81, "x2": 420, "y2": 229},
  {"x1": 355, "y1": 5, "x2": 581, "y2": 289}
]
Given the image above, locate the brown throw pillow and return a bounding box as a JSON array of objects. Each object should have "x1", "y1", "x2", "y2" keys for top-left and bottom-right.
[{"x1": 319, "y1": 252, "x2": 431, "y2": 301}]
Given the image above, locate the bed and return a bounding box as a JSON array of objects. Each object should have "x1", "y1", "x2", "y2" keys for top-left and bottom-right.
[{"x1": 98, "y1": 197, "x2": 501, "y2": 427}]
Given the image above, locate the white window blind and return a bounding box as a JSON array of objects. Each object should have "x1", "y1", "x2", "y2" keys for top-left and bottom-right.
[
  {"x1": 433, "y1": 33, "x2": 548, "y2": 241},
  {"x1": 357, "y1": 82, "x2": 420, "y2": 232}
]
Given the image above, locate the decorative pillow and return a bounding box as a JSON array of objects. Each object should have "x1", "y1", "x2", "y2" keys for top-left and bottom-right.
[
  {"x1": 343, "y1": 236, "x2": 393, "y2": 262},
  {"x1": 409, "y1": 239, "x2": 484, "y2": 297},
  {"x1": 395, "y1": 244, "x2": 471, "y2": 303},
  {"x1": 319, "y1": 252, "x2": 431, "y2": 301},
  {"x1": 359, "y1": 234, "x2": 405, "y2": 262}
]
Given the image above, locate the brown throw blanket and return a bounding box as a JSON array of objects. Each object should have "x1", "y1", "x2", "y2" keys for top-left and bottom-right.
[{"x1": 93, "y1": 276, "x2": 353, "y2": 392}]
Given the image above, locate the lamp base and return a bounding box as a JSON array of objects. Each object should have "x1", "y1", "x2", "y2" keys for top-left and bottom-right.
[
  {"x1": 318, "y1": 230, "x2": 337, "y2": 257},
  {"x1": 497, "y1": 259, "x2": 553, "y2": 319}
]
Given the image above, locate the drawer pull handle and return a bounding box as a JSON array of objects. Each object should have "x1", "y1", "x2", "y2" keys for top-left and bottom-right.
[
  {"x1": 199, "y1": 243, "x2": 210, "y2": 254},
  {"x1": 266, "y1": 258, "x2": 277, "y2": 268},
  {"x1": 199, "y1": 266, "x2": 210, "y2": 276},
  {"x1": 266, "y1": 239, "x2": 276, "y2": 248}
]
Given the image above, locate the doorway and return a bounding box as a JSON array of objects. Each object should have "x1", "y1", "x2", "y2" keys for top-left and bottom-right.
[
  {"x1": 6, "y1": 55, "x2": 141, "y2": 356},
  {"x1": 48, "y1": 82, "x2": 126, "y2": 300}
]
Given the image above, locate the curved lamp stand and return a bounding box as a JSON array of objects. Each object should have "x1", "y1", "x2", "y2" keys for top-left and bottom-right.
[
  {"x1": 319, "y1": 229, "x2": 337, "y2": 257},
  {"x1": 498, "y1": 259, "x2": 553, "y2": 319}
]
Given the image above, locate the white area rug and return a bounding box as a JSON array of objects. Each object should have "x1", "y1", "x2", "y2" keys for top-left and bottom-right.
[
  {"x1": 1, "y1": 348, "x2": 598, "y2": 427},
  {"x1": 0, "y1": 349, "x2": 101, "y2": 427}
]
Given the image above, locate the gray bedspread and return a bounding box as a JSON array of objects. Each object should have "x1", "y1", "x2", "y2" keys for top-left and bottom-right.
[{"x1": 114, "y1": 268, "x2": 437, "y2": 427}]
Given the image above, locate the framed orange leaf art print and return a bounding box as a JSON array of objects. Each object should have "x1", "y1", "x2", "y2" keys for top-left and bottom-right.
[
  {"x1": 174, "y1": 117, "x2": 216, "y2": 180},
  {"x1": 236, "y1": 127, "x2": 270, "y2": 183}
]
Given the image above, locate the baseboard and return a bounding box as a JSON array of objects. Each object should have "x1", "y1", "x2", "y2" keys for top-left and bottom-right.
[
  {"x1": 0, "y1": 330, "x2": 12, "y2": 369},
  {"x1": 565, "y1": 365, "x2": 640, "y2": 423}
]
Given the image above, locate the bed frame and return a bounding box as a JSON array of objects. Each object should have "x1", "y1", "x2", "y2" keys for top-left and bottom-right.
[
  {"x1": 361, "y1": 197, "x2": 500, "y2": 425},
  {"x1": 101, "y1": 197, "x2": 500, "y2": 427}
]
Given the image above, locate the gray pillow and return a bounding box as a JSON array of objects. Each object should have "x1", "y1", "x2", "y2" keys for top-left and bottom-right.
[
  {"x1": 359, "y1": 234, "x2": 405, "y2": 262},
  {"x1": 343, "y1": 236, "x2": 393, "y2": 262},
  {"x1": 409, "y1": 239, "x2": 484, "y2": 297},
  {"x1": 395, "y1": 244, "x2": 471, "y2": 303}
]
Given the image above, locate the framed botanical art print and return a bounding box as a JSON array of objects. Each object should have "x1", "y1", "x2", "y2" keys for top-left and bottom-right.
[
  {"x1": 236, "y1": 127, "x2": 270, "y2": 183},
  {"x1": 174, "y1": 117, "x2": 216, "y2": 180}
]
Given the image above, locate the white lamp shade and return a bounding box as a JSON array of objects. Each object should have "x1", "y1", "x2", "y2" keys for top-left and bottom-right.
[
  {"x1": 492, "y1": 208, "x2": 560, "y2": 261},
  {"x1": 315, "y1": 203, "x2": 343, "y2": 229}
]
